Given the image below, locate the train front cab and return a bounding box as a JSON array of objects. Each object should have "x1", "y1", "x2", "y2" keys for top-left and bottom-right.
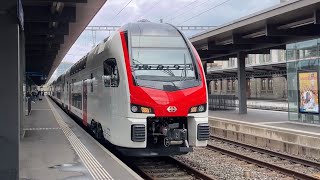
[{"x1": 114, "y1": 22, "x2": 209, "y2": 156}]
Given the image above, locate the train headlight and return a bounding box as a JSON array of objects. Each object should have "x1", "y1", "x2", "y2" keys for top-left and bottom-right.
[
  {"x1": 190, "y1": 106, "x2": 198, "y2": 113},
  {"x1": 189, "y1": 104, "x2": 207, "y2": 113},
  {"x1": 130, "y1": 104, "x2": 154, "y2": 114},
  {"x1": 141, "y1": 107, "x2": 151, "y2": 113},
  {"x1": 131, "y1": 105, "x2": 138, "y2": 113},
  {"x1": 198, "y1": 105, "x2": 205, "y2": 112}
]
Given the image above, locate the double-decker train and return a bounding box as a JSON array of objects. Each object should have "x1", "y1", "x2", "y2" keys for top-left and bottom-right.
[{"x1": 49, "y1": 22, "x2": 209, "y2": 156}]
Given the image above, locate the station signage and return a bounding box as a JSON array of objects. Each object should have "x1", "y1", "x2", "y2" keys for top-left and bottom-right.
[{"x1": 298, "y1": 71, "x2": 319, "y2": 114}]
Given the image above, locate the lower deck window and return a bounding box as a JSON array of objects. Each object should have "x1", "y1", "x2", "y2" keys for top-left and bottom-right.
[
  {"x1": 57, "y1": 92, "x2": 61, "y2": 99},
  {"x1": 72, "y1": 93, "x2": 82, "y2": 110}
]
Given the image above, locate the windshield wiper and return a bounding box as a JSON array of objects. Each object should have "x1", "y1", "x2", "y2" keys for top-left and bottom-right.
[
  {"x1": 180, "y1": 54, "x2": 189, "y2": 82},
  {"x1": 132, "y1": 62, "x2": 179, "y2": 77},
  {"x1": 132, "y1": 63, "x2": 192, "y2": 70}
]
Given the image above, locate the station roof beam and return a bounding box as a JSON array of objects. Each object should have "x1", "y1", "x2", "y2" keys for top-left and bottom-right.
[
  {"x1": 191, "y1": 0, "x2": 320, "y2": 63},
  {"x1": 24, "y1": 0, "x2": 107, "y2": 85},
  {"x1": 24, "y1": 6, "x2": 76, "y2": 23},
  {"x1": 26, "y1": 35, "x2": 64, "y2": 45}
]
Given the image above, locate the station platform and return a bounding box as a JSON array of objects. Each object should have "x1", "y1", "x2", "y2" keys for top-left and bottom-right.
[
  {"x1": 20, "y1": 96, "x2": 142, "y2": 180},
  {"x1": 237, "y1": 99, "x2": 288, "y2": 111},
  {"x1": 209, "y1": 109, "x2": 320, "y2": 159}
]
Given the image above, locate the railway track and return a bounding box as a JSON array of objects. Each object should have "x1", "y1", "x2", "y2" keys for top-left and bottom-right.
[
  {"x1": 208, "y1": 136, "x2": 320, "y2": 180},
  {"x1": 129, "y1": 156, "x2": 215, "y2": 180}
]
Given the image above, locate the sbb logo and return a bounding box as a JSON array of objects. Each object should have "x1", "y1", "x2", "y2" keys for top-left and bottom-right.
[{"x1": 167, "y1": 106, "x2": 177, "y2": 112}]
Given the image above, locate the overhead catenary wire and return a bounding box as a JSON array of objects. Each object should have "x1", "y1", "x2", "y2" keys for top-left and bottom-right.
[
  {"x1": 161, "y1": 0, "x2": 200, "y2": 20},
  {"x1": 168, "y1": 0, "x2": 215, "y2": 22},
  {"x1": 177, "y1": 0, "x2": 233, "y2": 25},
  {"x1": 108, "y1": 0, "x2": 134, "y2": 25},
  {"x1": 134, "y1": 0, "x2": 162, "y2": 21}
]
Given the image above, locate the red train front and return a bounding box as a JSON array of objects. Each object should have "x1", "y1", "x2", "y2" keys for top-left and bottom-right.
[{"x1": 119, "y1": 22, "x2": 209, "y2": 156}]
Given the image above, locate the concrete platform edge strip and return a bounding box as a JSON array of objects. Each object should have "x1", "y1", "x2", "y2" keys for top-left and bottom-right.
[
  {"x1": 211, "y1": 126, "x2": 320, "y2": 150},
  {"x1": 210, "y1": 126, "x2": 320, "y2": 159},
  {"x1": 31, "y1": 109, "x2": 51, "y2": 111},
  {"x1": 209, "y1": 117, "x2": 320, "y2": 150},
  {"x1": 209, "y1": 116, "x2": 320, "y2": 137},
  {"x1": 23, "y1": 127, "x2": 61, "y2": 131},
  {"x1": 46, "y1": 96, "x2": 114, "y2": 180}
]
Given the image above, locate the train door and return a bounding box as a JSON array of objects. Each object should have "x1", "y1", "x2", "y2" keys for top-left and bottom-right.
[
  {"x1": 63, "y1": 81, "x2": 66, "y2": 106},
  {"x1": 83, "y1": 80, "x2": 88, "y2": 126},
  {"x1": 69, "y1": 82, "x2": 71, "y2": 111},
  {"x1": 103, "y1": 58, "x2": 119, "y2": 121}
]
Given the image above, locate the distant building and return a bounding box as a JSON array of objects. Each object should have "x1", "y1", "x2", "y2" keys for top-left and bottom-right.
[{"x1": 207, "y1": 50, "x2": 288, "y2": 100}]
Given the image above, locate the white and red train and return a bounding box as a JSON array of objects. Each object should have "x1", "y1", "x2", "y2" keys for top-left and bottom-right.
[{"x1": 49, "y1": 22, "x2": 209, "y2": 156}]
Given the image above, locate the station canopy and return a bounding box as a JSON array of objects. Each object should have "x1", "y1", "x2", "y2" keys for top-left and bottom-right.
[
  {"x1": 23, "y1": 0, "x2": 106, "y2": 85},
  {"x1": 206, "y1": 62, "x2": 287, "y2": 80},
  {"x1": 190, "y1": 0, "x2": 320, "y2": 62}
]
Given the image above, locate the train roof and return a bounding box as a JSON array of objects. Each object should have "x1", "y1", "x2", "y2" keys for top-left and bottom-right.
[{"x1": 122, "y1": 22, "x2": 181, "y2": 37}]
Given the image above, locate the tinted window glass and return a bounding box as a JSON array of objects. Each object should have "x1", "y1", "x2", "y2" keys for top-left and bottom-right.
[
  {"x1": 103, "y1": 59, "x2": 120, "y2": 87},
  {"x1": 132, "y1": 48, "x2": 196, "y2": 81}
]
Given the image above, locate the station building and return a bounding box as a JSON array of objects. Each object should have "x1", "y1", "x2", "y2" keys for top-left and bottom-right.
[{"x1": 207, "y1": 50, "x2": 287, "y2": 100}]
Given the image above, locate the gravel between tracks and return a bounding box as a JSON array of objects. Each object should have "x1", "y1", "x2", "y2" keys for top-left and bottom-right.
[
  {"x1": 210, "y1": 139, "x2": 320, "y2": 176},
  {"x1": 175, "y1": 147, "x2": 286, "y2": 180}
]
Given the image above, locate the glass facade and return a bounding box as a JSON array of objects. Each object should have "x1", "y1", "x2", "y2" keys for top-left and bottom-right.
[{"x1": 287, "y1": 39, "x2": 320, "y2": 124}]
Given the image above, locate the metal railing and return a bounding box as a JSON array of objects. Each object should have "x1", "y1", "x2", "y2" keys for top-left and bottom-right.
[{"x1": 208, "y1": 95, "x2": 237, "y2": 110}]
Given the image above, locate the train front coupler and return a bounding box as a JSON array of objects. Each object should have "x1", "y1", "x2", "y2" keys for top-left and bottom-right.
[{"x1": 161, "y1": 123, "x2": 189, "y2": 148}]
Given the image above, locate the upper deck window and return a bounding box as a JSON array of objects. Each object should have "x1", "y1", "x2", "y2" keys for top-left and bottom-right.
[
  {"x1": 131, "y1": 36, "x2": 186, "y2": 48},
  {"x1": 128, "y1": 23, "x2": 200, "y2": 91}
]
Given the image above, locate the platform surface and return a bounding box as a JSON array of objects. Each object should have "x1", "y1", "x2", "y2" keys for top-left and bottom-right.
[
  {"x1": 209, "y1": 108, "x2": 288, "y2": 123},
  {"x1": 236, "y1": 99, "x2": 288, "y2": 110},
  {"x1": 20, "y1": 96, "x2": 142, "y2": 180}
]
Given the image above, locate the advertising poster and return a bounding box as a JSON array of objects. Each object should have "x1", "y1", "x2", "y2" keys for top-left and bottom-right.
[{"x1": 298, "y1": 71, "x2": 319, "y2": 113}]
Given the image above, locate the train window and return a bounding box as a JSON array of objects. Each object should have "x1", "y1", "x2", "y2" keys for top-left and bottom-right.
[
  {"x1": 72, "y1": 93, "x2": 82, "y2": 110},
  {"x1": 91, "y1": 73, "x2": 93, "y2": 92},
  {"x1": 103, "y1": 58, "x2": 120, "y2": 87}
]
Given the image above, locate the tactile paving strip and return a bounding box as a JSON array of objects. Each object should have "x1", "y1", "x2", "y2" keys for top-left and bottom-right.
[{"x1": 47, "y1": 96, "x2": 113, "y2": 180}]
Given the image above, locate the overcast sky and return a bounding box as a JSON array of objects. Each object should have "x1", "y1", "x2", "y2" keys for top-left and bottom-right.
[{"x1": 49, "y1": 0, "x2": 280, "y2": 82}]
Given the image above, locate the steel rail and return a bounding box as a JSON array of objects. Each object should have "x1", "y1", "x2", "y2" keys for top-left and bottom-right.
[
  {"x1": 168, "y1": 157, "x2": 215, "y2": 180},
  {"x1": 131, "y1": 156, "x2": 215, "y2": 180},
  {"x1": 208, "y1": 137, "x2": 320, "y2": 180},
  {"x1": 211, "y1": 136, "x2": 320, "y2": 169}
]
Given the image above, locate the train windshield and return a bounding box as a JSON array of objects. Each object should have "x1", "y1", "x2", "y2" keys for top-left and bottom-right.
[{"x1": 130, "y1": 24, "x2": 200, "y2": 91}]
